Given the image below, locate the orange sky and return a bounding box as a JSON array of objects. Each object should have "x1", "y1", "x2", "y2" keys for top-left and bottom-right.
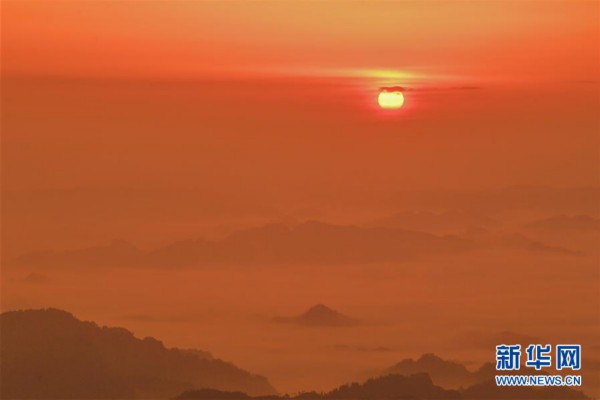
[
  {"x1": 3, "y1": 1, "x2": 599, "y2": 82},
  {"x1": 2, "y1": 0, "x2": 599, "y2": 255}
]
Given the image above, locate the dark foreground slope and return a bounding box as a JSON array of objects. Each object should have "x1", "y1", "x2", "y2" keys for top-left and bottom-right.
[
  {"x1": 177, "y1": 371, "x2": 589, "y2": 400},
  {"x1": 0, "y1": 309, "x2": 276, "y2": 399},
  {"x1": 178, "y1": 373, "x2": 461, "y2": 400}
]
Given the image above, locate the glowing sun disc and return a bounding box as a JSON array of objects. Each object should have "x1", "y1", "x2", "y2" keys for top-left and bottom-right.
[{"x1": 377, "y1": 90, "x2": 405, "y2": 109}]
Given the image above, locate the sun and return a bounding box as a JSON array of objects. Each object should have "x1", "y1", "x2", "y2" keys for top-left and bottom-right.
[{"x1": 377, "y1": 88, "x2": 405, "y2": 110}]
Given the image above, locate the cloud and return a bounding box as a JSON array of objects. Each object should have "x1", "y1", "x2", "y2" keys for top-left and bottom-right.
[{"x1": 379, "y1": 86, "x2": 407, "y2": 92}]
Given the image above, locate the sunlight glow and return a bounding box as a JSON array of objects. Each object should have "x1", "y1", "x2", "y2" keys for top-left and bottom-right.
[{"x1": 377, "y1": 90, "x2": 405, "y2": 110}]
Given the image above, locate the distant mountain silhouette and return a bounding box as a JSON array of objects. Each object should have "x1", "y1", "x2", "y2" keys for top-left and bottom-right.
[
  {"x1": 525, "y1": 214, "x2": 600, "y2": 231},
  {"x1": 327, "y1": 373, "x2": 460, "y2": 399},
  {"x1": 381, "y1": 354, "x2": 588, "y2": 399},
  {"x1": 13, "y1": 221, "x2": 474, "y2": 268},
  {"x1": 383, "y1": 354, "x2": 518, "y2": 389},
  {"x1": 0, "y1": 309, "x2": 276, "y2": 399},
  {"x1": 273, "y1": 304, "x2": 357, "y2": 327},
  {"x1": 368, "y1": 210, "x2": 498, "y2": 234},
  {"x1": 457, "y1": 228, "x2": 582, "y2": 255},
  {"x1": 177, "y1": 373, "x2": 461, "y2": 399},
  {"x1": 498, "y1": 233, "x2": 582, "y2": 255},
  {"x1": 388, "y1": 186, "x2": 600, "y2": 215},
  {"x1": 383, "y1": 354, "x2": 479, "y2": 389}
]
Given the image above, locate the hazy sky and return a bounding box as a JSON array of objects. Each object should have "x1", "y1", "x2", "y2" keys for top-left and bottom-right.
[
  {"x1": 3, "y1": 0, "x2": 599, "y2": 255},
  {"x1": 3, "y1": 1, "x2": 599, "y2": 80}
]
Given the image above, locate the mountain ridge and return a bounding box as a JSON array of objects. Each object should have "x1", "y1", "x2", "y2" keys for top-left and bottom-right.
[
  {"x1": 273, "y1": 304, "x2": 358, "y2": 327},
  {"x1": 14, "y1": 220, "x2": 576, "y2": 268},
  {"x1": 0, "y1": 308, "x2": 277, "y2": 399}
]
